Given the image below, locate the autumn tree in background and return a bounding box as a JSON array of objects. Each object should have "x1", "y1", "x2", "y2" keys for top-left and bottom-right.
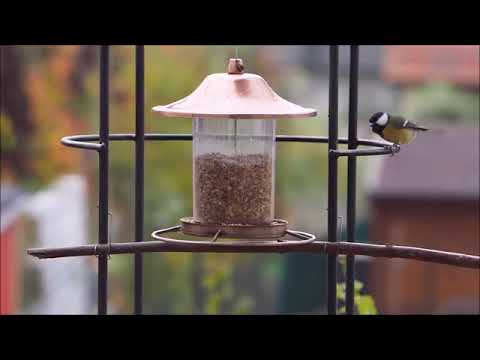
[{"x1": 1, "y1": 46, "x2": 97, "y2": 187}]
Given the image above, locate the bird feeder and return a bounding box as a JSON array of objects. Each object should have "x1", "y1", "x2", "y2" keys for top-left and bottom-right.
[{"x1": 152, "y1": 58, "x2": 317, "y2": 240}]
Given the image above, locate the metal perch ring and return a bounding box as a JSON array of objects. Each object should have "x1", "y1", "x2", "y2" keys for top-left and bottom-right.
[{"x1": 151, "y1": 225, "x2": 317, "y2": 247}]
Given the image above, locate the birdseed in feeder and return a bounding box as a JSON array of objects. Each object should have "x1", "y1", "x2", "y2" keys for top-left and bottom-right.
[{"x1": 194, "y1": 152, "x2": 273, "y2": 225}]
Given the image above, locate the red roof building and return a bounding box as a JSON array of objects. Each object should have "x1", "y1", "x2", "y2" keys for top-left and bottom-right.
[{"x1": 382, "y1": 45, "x2": 479, "y2": 88}]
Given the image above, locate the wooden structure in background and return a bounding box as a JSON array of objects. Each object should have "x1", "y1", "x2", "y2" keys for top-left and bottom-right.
[{"x1": 367, "y1": 127, "x2": 479, "y2": 314}]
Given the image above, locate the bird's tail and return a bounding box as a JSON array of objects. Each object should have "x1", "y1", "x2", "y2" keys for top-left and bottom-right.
[
  {"x1": 415, "y1": 126, "x2": 429, "y2": 131},
  {"x1": 407, "y1": 125, "x2": 430, "y2": 131},
  {"x1": 405, "y1": 121, "x2": 429, "y2": 131}
]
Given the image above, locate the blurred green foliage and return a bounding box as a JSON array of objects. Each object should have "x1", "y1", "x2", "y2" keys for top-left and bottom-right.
[
  {"x1": 336, "y1": 281, "x2": 378, "y2": 315},
  {"x1": 0, "y1": 113, "x2": 16, "y2": 153},
  {"x1": 336, "y1": 256, "x2": 378, "y2": 315},
  {"x1": 400, "y1": 82, "x2": 479, "y2": 123}
]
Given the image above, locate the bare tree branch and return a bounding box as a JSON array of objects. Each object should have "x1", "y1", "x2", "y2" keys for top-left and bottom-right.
[{"x1": 28, "y1": 240, "x2": 480, "y2": 269}]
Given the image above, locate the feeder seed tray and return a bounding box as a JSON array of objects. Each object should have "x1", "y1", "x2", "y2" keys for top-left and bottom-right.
[{"x1": 180, "y1": 217, "x2": 288, "y2": 239}]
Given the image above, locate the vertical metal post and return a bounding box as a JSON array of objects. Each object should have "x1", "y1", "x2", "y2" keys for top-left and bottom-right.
[
  {"x1": 98, "y1": 45, "x2": 110, "y2": 315},
  {"x1": 134, "y1": 45, "x2": 145, "y2": 314},
  {"x1": 346, "y1": 45, "x2": 359, "y2": 315},
  {"x1": 327, "y1": 45, "x2": 339, "y2": 315}
]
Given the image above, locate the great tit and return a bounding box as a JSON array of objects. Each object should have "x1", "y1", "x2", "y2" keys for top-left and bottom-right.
[{"x1": 369, "y1": 112, "x2": 429, "y2": 145}]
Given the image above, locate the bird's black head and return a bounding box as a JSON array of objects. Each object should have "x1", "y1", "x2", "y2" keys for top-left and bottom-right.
[{"x1": 369, "y1": 112, "x2": 389, "y2": 135}]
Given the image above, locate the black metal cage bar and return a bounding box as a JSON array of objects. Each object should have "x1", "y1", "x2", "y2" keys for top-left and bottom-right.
[
  {"x1": 98, "y1": 45, "x2": 109, "y2": 315},
  {"x1": 346, "y1": 45, "x2": 359, "y2": 315},
  {"x1": 134, "y1": 45, "x2": 145, "y2": 314},
  {"x1": 27, "y1": 45, "x2": 479, "y2": 315},
  {"x1": 327, "y1": 45, "x2": 339, "y2": 315}
]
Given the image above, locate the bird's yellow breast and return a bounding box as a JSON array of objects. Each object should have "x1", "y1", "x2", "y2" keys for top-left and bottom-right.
[{"x1": 382, "y1": 126, "x2": 416, "y2": 144}]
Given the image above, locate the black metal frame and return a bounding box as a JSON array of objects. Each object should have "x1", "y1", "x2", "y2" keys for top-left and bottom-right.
[
  {"x1": 134, "y1": 45, "x2": 145, "y2": 315},
  {"x1": 98, "y1": 45, "x2": 109, "y2": 315},
  {"x1": 27, "y1": 45, "x2": 479, "y2": 315},
  {"x1": 346, "y1": 46, "x2": 359, "y2": 315},
  {"x1": 327, "y1": 45, "x2": 339, "y2": 314}
]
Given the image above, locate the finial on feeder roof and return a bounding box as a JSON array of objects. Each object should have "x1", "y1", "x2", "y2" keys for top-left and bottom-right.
[
  {"x1": 227, "y1": 58, "x2": 244, "y2": 74},
  {"x1": 152, "y1": 57, "x2": 317, "y2": 119}
]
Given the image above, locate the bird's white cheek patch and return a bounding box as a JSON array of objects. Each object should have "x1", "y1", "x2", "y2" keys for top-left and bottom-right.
[{"x1": 376, "y1": 113, "x2": 388, "y2": 126}]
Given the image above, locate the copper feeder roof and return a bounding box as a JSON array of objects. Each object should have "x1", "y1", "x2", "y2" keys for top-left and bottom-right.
[{"x1": 152, "y1": 58, "x2": 317, "y2": 119}]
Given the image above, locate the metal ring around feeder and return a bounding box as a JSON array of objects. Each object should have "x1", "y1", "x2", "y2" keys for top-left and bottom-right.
[{"x1": 151, "y1": 224, "x2": 316, "y2": 247}]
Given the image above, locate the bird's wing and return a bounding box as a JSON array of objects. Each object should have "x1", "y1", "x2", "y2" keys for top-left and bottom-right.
[{"x1": 390, "y1": 116, "x2": 429, "y2": 131}]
